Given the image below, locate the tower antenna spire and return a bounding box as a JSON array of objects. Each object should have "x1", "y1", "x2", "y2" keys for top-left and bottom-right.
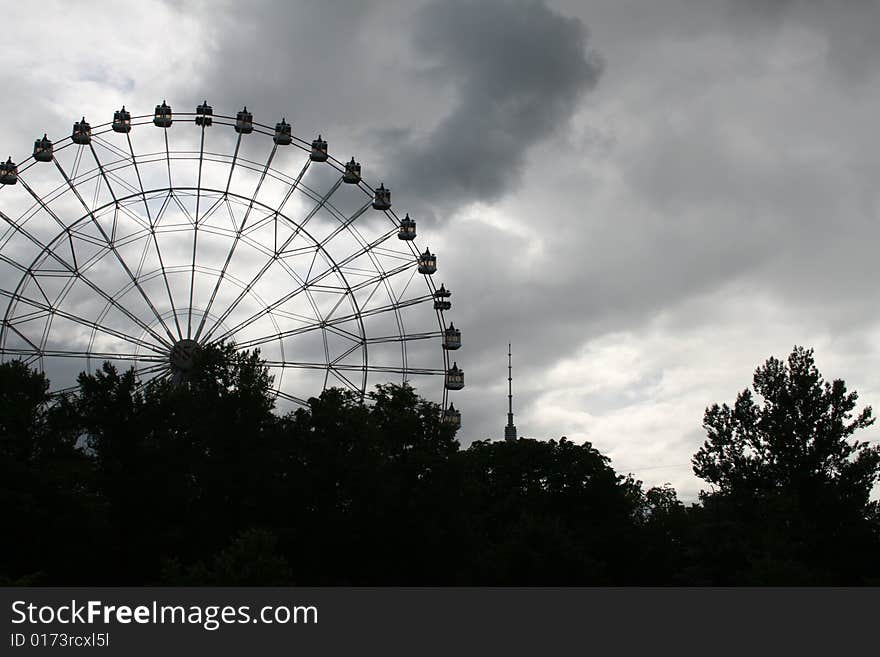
[{"x1": 504, "y1": 343, "x2": 517, "y2": 442}]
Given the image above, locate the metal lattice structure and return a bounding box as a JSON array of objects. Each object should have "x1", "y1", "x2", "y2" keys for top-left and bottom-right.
[{"x1": 0, "y1": 102, "x2": 463, "y2": 414}]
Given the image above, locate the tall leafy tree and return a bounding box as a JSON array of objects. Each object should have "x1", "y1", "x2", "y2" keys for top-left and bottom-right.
[
  {"x1": 694, "y1": 346, "x2": 878, "y2": 499},
  {"x1": 691, "y1": 346, "x2": 880, "y2": 583}
]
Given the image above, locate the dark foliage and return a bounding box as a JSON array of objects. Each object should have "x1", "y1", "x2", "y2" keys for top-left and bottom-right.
[
  {"x1": 1, "y1": 344, "x2": 878, "y2": 584},
  {"x1": 688, "y1": 346, "x2": 880, "y2": 584}
]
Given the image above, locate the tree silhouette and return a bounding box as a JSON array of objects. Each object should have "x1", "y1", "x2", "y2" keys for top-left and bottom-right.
[
  {"x1": 694, "y1": 346, "x2": 878, "y2": 496},
  {"x1": 456, "y1": 437, "x2": 645, "y2": 584},
  {"x1": 691, "y1": 346, "x2": 880, "y2": 584},
  {"x1": 3, "y1": 344, "x2": 879, "y2": 585},
  {"x1": 161, "y1": 528, "x2": 293, "y2": 585},
  {"x1": 635, "y1": 484, "x2": 690, "y2": 583},
  {"x1": 0, "y1": 361, "x2": 97, "y2": 583}
]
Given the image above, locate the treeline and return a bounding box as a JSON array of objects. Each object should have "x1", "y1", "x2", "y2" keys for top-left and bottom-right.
[{"x1": 1, "y1": 344, "x2": 879, "y2": 585}]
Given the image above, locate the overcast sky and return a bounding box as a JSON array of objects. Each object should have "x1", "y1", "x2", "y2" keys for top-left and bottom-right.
[{"x1": 4, "y1": 0, "x2": 880, "y2": 499}]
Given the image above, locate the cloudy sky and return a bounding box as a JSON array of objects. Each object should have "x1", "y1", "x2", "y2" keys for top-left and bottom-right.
[{"x1": 4, "y1": 0, "x2": 880, "y2": 499}]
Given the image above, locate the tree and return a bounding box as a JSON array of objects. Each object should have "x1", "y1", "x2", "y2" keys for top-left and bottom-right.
[
  {"x1": 0, "y1": 361, "x2": 96, "y2": 583},
  {"x1": 691, "y1": 346, "x2": 880, "y2": 583},
  {"x1": 694, "y1": 346, "x2": 878, "y2": 499},
  {"x1": 274, "y1": 383, "x2": 460, "y2": 584},
  {"x1": 634, "y1": 484, "x2": 691, "y2": 583},
  {"x1": 160, "y1": 529, "x2": 293, "y2": 585},
  {"x1": 63, "y1": 343, "x2": 283, "y2": 582},
  {"x1": 0, "y1": 360, "x2": 50, "y2": 463},
  {"x1": 457, "y1": 437, "x2": 644, "y2": 584}
]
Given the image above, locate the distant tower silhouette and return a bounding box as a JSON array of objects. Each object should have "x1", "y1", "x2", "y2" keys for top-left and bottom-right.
[{"x1": 504, "y1": 343, "x2": 517, "y2": 442}]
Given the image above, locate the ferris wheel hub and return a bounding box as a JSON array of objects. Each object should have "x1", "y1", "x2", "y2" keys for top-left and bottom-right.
[{"x1": 169, "y1": 339, "x2": 200, "y2": 373}]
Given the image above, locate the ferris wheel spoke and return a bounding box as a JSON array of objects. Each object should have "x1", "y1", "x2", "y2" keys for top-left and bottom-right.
[
  {"x1": 197, "y1": 256, "x2": 276, "y2": 344},
  {"x1": 123, "y1": 134, "x2": 152, "y2": 223},
  {"x1": 0, "y1": 346, "x2": 165, "y2": 364},
  {"x1": 13, "y1": 179, "x2": 83, "y2": 270},
  {"x1": 228, "y1": 323, "x2": 315, "y2": 351},
  {"x1": 229, "y1": 294, "x2": 431, "y2": 351},
  {"x1": 266, "y1": 156, "x2": 315, "y2": 247},
  {"x1": 261, "y1": 359, "x2": 339, "y2": 370},
  {"x1": 321, "y1": 320, "x2": 331, "y2": 377},
  {"x1": 13, "y1": 179, "x2": 65, "y2": 234},
  {"x1": 87, "y1": 144, "x2": 150, "y2": 236},
  {"x1": 324, "y1": 229, "x2": 400, "y2": 285},
  {"x1": 209, "y1": 225, "x2": 401, "y2": 345},
  {"x1": 272, "y1": 389, "x2": 311, "y2": 407},
  {"x1": 51, "y1": 158, "x2": 177, "y2": 345},
  {"x1": 108, "y1": 194, "x2": 151, "y2": 237},
  {"x1": 100, "y1": 164, "x2": 142, "y2": 200},
  {"x1": 28, "y1": 274, "x2": 59, "y2": 309},
  {"x1": 185, "y1": 127, "x2": 211, "y2": 339},
  {"x1": 3, "y1": 321, "x2": 42, "y2": 355},
  {"x1": 3, "y1": 306, "x2": 49, "y2": 328},
  {"x1": 327, "y1": 366, "x2": 363, "y2": 395},
  {"x1": 321, "y1": 290, "x2": 353, "y2": 326},
  {"x1": 48, "y1": 383, "x2": 80, "y2": 399},
  {"x1": 364, "y1": 331, "x2": 441, "y2": 345},
  {"x1": 335, "y1": 294, "x2": 431, "y2": 326},
  {"x1": 346, "y1": 260, "x2": 417, "y2": 294},
  {"x1": 367, "y1": 365, "x2": 445, "y2": 376},
  {"x1": 208, "y1": 278, "x2": 319, "y2": 344},
  {"x1": 131, "y1": 186, "x2": 183, "y2": 338},
  {"x1": 121, "y1": 138, "x2": 183, "y2": 342},
  {"x1": 70, "y1": 143, "x2": 86, "y2": 180},
  {"x1": 317, "y1": 201, "x2": 371, "y2": 248},
  {"x1": 272, "y1": 176, "x2": 342, "y2": 251},
  {"x1": 89, "y1": 145, "x2": 174, "y2": 308},
  {"x1": 327, "y1": 341, "x2": 367, "y2": 394},
  {"x1": 263, "y1": 360, "x2": 443, "y2": 376},
  {"x1": 329, "y1": 342, "x2": 364, "y2": 366},
  {"x1": 323, "y1": 258, "x2": 413, "y2": 335},
  {"x1": 193, "y1": 144, "x2": 278, "y2": 341},
  {"x1": 192, "y1": 192, "x2": 227, "y2": 229},
  {"x1": 163, "y1": 128, "x2": 173, "y2": 188},
  {"x1": 92, "y1": 134, "x2": 134, "y2": 162},
  {"x1": 136, "y1": 362, "x2": 171, "y2": 378},
  {"x1": 0, "y1": 286, "x2": 168, "y2": 356},
  {"x1": 224, "y1": 132, "x2": 243, "y2": 196},
  {"x1": 200, "y1": 177, "x2": 343, "y2": 344},
  {"x1": 240, "y1": 155, "x2": 311, "y2": 246},
  {"x1": 370, "y1": 258, "x2": 407, "y2": 380},
  {"x1": 395, "y1": 267, "x2": 419, "y2": 302},
  {"x1": 166, "y1": 190, "x2": 196, "y2": 227},
  {"x1": 0, "y1": 208, "x2": 171, "y2": 349},
  {"x1": 238, "y1": 208, "x2": 275, "y2": 239},
  {"x1": 144, "y1": 233, "x2": 178, "y2": 309}
]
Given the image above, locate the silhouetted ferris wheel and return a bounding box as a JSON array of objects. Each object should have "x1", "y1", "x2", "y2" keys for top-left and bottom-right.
[{"x1": 0, "y1": 101, "x2": 464, "y2": 424}]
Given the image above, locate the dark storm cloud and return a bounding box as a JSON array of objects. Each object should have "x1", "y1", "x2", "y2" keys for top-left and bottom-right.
[
  {"x1": 192, "y1": 0, "x2": 399, "y2": 142},
  {"x1": 389, "y1": 0, "x2": 602, "y2": 208},
  {"x1": 195, "y1": 0, "x2": 601, "y2": 215}
]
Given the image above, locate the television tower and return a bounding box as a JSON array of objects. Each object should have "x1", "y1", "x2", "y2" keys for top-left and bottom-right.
[{"x1": 504, "y1": 343, "x2": 517, "y2": 442}]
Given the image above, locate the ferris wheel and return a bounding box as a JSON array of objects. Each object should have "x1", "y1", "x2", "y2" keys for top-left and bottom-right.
[{"x1": 0, "y1": 101, "x2": 464, "y2": 425}]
